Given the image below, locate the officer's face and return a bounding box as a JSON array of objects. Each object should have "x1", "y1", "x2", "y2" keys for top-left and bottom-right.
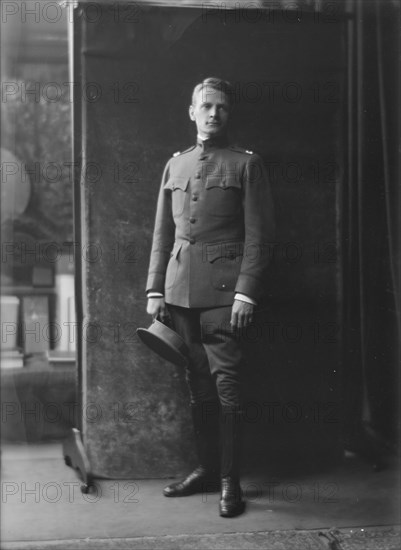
[{"x1": 189, "y1": 88, "x2": 230, "y2": 139}]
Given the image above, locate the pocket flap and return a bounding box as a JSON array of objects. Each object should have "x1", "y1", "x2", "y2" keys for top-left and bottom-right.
[
  {"x1": 204, "y1": 242, "x2": 243, "y2": 262},
  {"x1": 164, "y1": 177, "x2": 189, "y2": 192},
  {"x1": 205, "y1": 176, "x2": 241, "y2": 190},
  {"x1": 170, "y1": 242, "x2": 183, "y2": 259}
]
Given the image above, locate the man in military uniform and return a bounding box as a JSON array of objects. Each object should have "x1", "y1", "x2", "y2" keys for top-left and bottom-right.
[{"x1": 146, "y1": 77, "x2": 275, "y2": 517}]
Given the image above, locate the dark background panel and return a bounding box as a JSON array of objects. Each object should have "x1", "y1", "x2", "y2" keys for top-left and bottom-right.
[{"x1": 79, "y1": 7, "x2": 344, "y2": 477}]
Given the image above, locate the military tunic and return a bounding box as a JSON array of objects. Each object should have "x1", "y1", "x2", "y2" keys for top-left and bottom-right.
[{"x1": 146, "y1": 136, "x2": 275, "y2": 308}]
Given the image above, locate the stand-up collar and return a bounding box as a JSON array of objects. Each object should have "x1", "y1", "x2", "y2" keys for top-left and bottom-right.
[{"x1": 196, "y1": 134, "x2": 229, "y2": 151}]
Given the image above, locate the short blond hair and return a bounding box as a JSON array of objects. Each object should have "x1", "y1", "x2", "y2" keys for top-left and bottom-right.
[{"x1": 191, "y1": 77, "x2": 234, "y2": 107}]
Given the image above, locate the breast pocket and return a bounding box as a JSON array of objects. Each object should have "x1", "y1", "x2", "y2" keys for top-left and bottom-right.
[
  {"x1": 205, "y1": 176, "x2": 242, "y2": 217},
  {"x1": 164, "y1": 177, "x2": 189, "y2": 218}
]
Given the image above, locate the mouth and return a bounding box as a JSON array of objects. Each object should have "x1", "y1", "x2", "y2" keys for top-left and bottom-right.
[{"x1": 207, "y1": 122, "x2": 221, "y2": 126}]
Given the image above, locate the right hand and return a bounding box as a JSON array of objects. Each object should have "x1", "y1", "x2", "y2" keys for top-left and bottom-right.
[{"x1": 146, "y1": 297, "x2": 168, "y2": 320}]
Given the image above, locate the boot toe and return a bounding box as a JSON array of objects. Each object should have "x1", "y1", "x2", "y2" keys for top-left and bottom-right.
[
  {"x1": 162, "y1": 468, "x2": 219, "y2": 497},
  {"x1": 163, "y1": 482, "x2": 184, "y2": 497},
  {"x1": 219, "y1": 498, "x2": 245, "y2": 517},
  {"x1": 219, "y1": 476, "x2": 245, "y2": 517}
]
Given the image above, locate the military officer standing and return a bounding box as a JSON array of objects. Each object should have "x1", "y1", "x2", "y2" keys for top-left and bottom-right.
[{"x1": 146, "y1": 77, "x2": 275, "y2": 517}]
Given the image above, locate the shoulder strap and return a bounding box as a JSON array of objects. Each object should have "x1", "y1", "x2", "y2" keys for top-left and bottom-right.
[{"x1": 172, "y1": 144, "x2": 196, "y2": 158}]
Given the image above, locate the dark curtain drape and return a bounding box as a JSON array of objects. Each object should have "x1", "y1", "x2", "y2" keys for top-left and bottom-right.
[{"x1": 342, "y1": 0, "x2": 400, "y2": 457}]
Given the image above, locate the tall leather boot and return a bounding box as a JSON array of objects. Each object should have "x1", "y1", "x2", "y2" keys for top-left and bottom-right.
[
  {"x1": 219, "y1": 407, "x2": 245, "y2": 517},
  {"x1": 163, "y1": 401, "x2": 220, "y2": 497}
]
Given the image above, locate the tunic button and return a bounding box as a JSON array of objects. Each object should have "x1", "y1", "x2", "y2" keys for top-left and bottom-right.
[
  {"x1": 189, "y1": 217, "x2": 196, "y2": 224},
  {"x1": 221, "y1": 284, "x2": 226, "y2": 289},
  {"x1": 190, "y1": 238, "x2": 195, "y2": 244},
  {"x1": 192, "y1": 195, "x2": 198, "y2": 201},
  {"x1": 195, "y1": 173, "x2": 201, "y2": 179}
]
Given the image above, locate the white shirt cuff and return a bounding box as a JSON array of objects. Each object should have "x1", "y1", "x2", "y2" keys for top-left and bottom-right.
[
  {"x1": 234, "y1": 293, "x2": 257, "y2": 305},
  {"x1": 147, "y1": 292, "x2": 255, "y2": 304}
]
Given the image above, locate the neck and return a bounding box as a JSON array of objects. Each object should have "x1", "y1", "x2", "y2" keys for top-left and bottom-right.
[{"x1": 196, "y1": 133, "x2": 228, "y2": 147}]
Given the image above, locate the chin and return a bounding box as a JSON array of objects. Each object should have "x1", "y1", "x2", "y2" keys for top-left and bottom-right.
[{"x1": 206, "y1": 127, "x2": 224, "y2": 136}]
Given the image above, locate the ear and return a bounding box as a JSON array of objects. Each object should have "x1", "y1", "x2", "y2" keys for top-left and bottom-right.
[{"x1": 189, "y1": 104, "x2": 196, "y2": 121}]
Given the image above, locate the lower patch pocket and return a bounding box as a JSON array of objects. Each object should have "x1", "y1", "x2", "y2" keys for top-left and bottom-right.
[{"x1": 209, "y1": 256, "x2": 242, "y2": 291}]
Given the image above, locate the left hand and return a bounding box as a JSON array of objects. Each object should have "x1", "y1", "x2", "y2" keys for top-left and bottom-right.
[{"x1": 230, "y1": 299, "x2": 254, "y2": 329}]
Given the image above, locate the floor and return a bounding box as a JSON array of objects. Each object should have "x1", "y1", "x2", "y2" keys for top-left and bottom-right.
[{"x1": 1, "y1": 442, "x2": 400, "y2": 549}]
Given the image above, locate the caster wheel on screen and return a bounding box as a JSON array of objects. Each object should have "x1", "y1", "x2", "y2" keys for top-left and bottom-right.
[{"x1": 80, "y1": 483, "x2": 92, "y2": 494}]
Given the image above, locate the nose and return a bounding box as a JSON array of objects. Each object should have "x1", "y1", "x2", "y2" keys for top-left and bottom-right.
[{"x1": 210, "y1": 105, "x2": 219, "y2": 118}]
